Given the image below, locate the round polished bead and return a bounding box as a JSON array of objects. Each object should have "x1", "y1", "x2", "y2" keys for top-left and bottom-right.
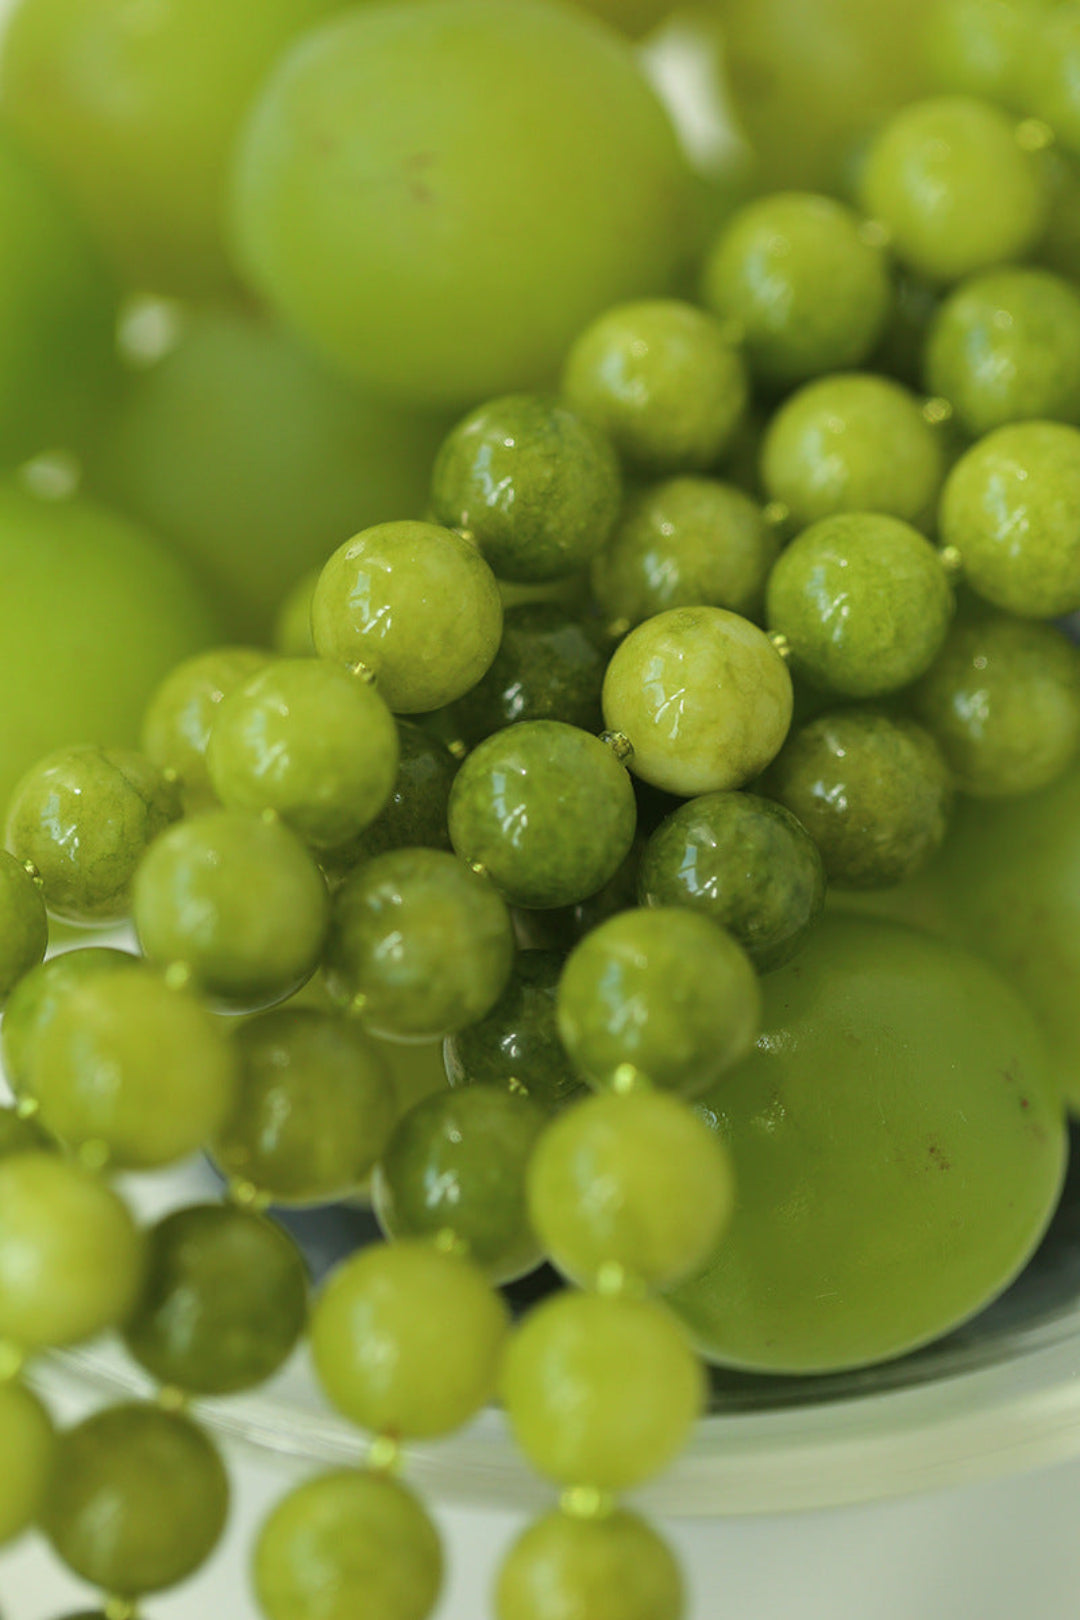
[
  {"x1": 1, "y1": 945, "x2": 136, "y2": 1099},
  {"x1": 141, "y1": 644, "x2": 271, "y2": 810},
  {"x1": 0, "y1": 1379, "x2": 55, "y2": 1547},
  {"x1": 448, "y1": 603, "x2": 608, "y2": 749},
  {"x1": 338, "y1": 720, "x2": 458, "y2": 863},
  {"x1": 1021, "y1": 1, "x2": 1080, "y2": 157},
  {"x1": 444, "y1": 949, "x2": 583, "y2": 1115},
  {"x1": 928, "y1": 0, "x2": 1054, "y2": 111},
  {"x1": 0, "y1": 848, "x2": 46, "y2": 1001},
  {"x1": 273, "y1": 568, "x2": 319, "y2": 658},
  {"x1": 496, "y1": 1507, "x2": 683, "y2": 1620}
]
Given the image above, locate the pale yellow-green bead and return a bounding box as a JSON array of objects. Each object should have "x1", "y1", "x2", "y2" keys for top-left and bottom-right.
[{"x1": 0, "y1": 1380, "x2": 55, "y2": 1546}]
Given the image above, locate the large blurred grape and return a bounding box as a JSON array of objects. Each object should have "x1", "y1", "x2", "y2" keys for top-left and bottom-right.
[
  {"x1": 669, "y1": 914, "x2": 1065, "y2": 1373},
  {"x1": 0, "y1": 0, "x2": 352, "y2": 296},
  {"x1": 230, "y1": 0, "x2": 694, "y2": 407},
  {"x1": 0, "y1": 483, "x2": 219, "y2": 816},
  {"x1": 90, "y1": 307, "x2": 447, "y2": 640}
]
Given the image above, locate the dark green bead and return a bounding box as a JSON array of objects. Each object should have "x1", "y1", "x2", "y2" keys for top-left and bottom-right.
[
  {"x1": 449, "y1": 720, "x2": 637, "y2": 910},
  {"x1": 0, "y1": 945, "x2": 136, "y2": 1099},
  {"x1": 430, "y1": 394, "x2": 622, "y2": 583},
  {"x1": 445, "y1": 950, "x2": 584, "y2": 1114},
  {"x1": 42, "y1": 1403, "x2": 229, "y2": 1597},
  {"x1": 123, "y1": 1202, "x2": 308, "y2": 1395},
  {"x1": 638, "y1": 791, "x2": 826, "y2": 970},
  {"x1": 0, "y1": 847, "x2": 46, "y2": 1000},
  {"x1": 374, "y1": 1087, "x2": 546, "y2": 1282},
  {"x1": 336, "y1": 719, "x2": 459, "y2": 864},
  {"x1": 448, "y1": 603, "x2": 608, "y2": 749},
  {"x1": 0, "y1": 1104, "x2": 52, "y2": 1159},
  {"x1": 763, "y1": 709, "x2": 953, "y2": 889}
]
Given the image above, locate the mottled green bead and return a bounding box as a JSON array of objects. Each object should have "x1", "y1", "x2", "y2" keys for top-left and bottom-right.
[
  {"x1": 373, "y1": 1086, "x2": 545, "y2": 1282},
  {"x1": 273, "y1": 567, "x2": 319, "y2": 658},
  {"x1": 911, "y1": 610, "x2": 1080, "y2": 796},
  {"x1": 763, "y1": 709, "x2": 952, "y2": 888},
  {"x1": 561, "y1": 299, "x2": 748, "y2": 473},
  {"x1": 311, "y1": 520, "x2": 503, "y2": 712},
  {"x1": 207, "y1": 657, "x2": 400, "y2": 849},
  {"x1": 926, "y1": 268, "x2": 1080, "y2": 438},
  {"x1": 761, "y1": 373, "x2": 947, "y2": 533},
  {"x1": 133, "y1": 808, "x2": 330, "y2": 1008},
  {"x1": 336, "y1": 719, "x2": 459, "y2": 868},
  {"x1": 5, "y1": 745, "x2": 180, "y2": 924},
  {"x1": 1021, "y1": 1, "x2": 1080, "y2": 158},
  {"x1": 702, "y1": 191, "x2": 892, "y2": 388},
  {"x1": 939, "y1": 421, "x2": 1080, "y2": 617},
  {"x1": 858, "y1": 95, "x2": 1048, "y2": 284},
  {"x1": 215, "y1": 1008, "x2": 397, "y2": 1205},
  {"x1": 324, "y1": 848, "x2": 515, "y2": 1039},
  {"x1": 430, "y1": 395, "x2": 621, "y2": 583},
  {"x1": 0, "y1": 945, "x2": 135, "y2": 1098},
  {"x1": 0, "y1": 847, "x2": 46, "y2": 999},
  {"x1": 140, "y1": 645, "x2": 271, "y2": 811},
  {"x1": 0, "y1": 1379, "x2": 54, "y2": 1547},
  {"x1": 42, "y1": 1403, "x2": 228, "y2": 1597},
  {"x1": 602, "y1": 606, "x2": 792, "y2": 796},
  {"x1": 123, "y1": 1202, "x2": 308, "y2": 1395},
  {"x1": 444, "y1": 949, "x2": 583, "y2": 1115},
  {"x1": 927, "y1": 0, "x2": 1054, "y2": 110},
  {"x1": 591, "y1": 477, "x2": 780, "y2": 630},
  {"x1": 496, "y1": 1507, "x2": 683, "y2": 1620},
  {"x1": 638, "y1": 790, "x2": 825, "y2": 971},
  {"x1": 766, "y1": 513, "x2": 954, "y2": 697},
  {"x1": 448, "y1": 603, "x2": 608, "y2": 749}
]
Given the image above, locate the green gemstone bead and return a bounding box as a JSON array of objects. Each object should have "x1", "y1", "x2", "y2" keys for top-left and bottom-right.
[
  {"x1": 448, "y1": 721, "x2": 637, "y2": 910},
  {"x1": 0, "y1": 1104, "x2": 52, "y2": 1159},
  {"x1": 0, "y1": 1379, "x2": 55, "y2": 1547},
  {"x1": 911, "y1": 610, "x2": 1080, "y2": 797},
  {"x1": 444, "y1": 950, "x2": 583, "y2": 1115},
  {"x1": 133, "y1": 808, "x2": 330, "y2": 1008},
  {"x1": 528, "y1": 1088, "x2": 735, "y2": 1291},
  {"x1": 858, "y1": 95, "x2": 1048, "y2": 284},
  {"x1": 761, "y1": 373, "x2": 947, "y2": 533},
  {"x1": 0, "y1": 847, "x2": 46, "y2": 999},
  {"x1": 273, "y1": 568, "x2": 319, "y2": 658},
  {"x1": 601, "y1": 606, "x2": 793, "y2": 796},
  {"x1": 310, "y1": 1240, "x2": 509, "y2": 1439},
  {"x1": 763, "y1": 708, "x2": 953, "y2": 889},
  {"x1": 5, "y1": 745, "x2": 180, "y2": 924},
  {"x1": 591, "y1": 477, "x2": 780, "y2": 630},
  {"x1": 32, "y1": 962, "x2": 238, "y2": 1169},
  {"x1": 42, "y1": 1403, "x2": 228, "y2": 1597},
  {"x1": 215, "y1": 1008, "x2": 397, "y2": 1205},
  {"x1": 324, "y1": 847, "x2": 515, "y2": 1039},
  {"x1": 140, "y1": 645, "x2": 271, "y2": 811},
  {"x1": 311, "y1": 520, "x2": 503, "y2": 713},
  {"x1": 206, "y1": 657, "x2": 400, "y2": 849},
  {"x1": 500, "y1": 1292, "x2": 704, "y2": 1491},
  {"x1": 927, "y1": 0, "x2": 1054, "y2": 111},
  {"x1": 496, "y1": 1507, "x2": 683, "y2": 1620},
  {"x1": 254, "y1": 1469, "x2": 442, "y2": 1620},
  {"x1": 448, "y1": 604, "x2": 608, "y2": 750},
  {"x1": 939, "y1": 421, "x2": 1080, "y2": 618},
  {"x1": 766, "y1": 513, "x2": 954, "y2": 697},
  {"x1": 561, "y1": 299, "x2": 748, "y2": 473},
  {"x1": 430, "y1": 395, "x2": 621, "y2": 583},
  {"x1": 373, "y1": 1086, "x2": 545, "y2": 1282},
  {"x1": 1021, "y1": 2, "x2": 1080, "y2": 158},
  {"x1": 337, "y1": 720, "x2": 459, "y2": 864},
  {"x1": 123, "y1": 1202, "x2": 308, "y2": 1395},
  {"x1": 0, "y1": 1151, "x2": 143, "y2": 1350},
  {"x1": 701, "y1": 191, "x2": 892, "y2": 388},
  {"x1": 0, "y1": 945, "x2": 135, "y2": 1099},
  {"x1": 638, "y1": 790, "x2": 826, "y2": 970}
]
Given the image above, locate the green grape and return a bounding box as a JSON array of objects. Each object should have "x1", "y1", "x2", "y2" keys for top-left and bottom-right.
[
  {"x1": 926, "y1": 0, "x2": 1054, "y2": 110},
  {"x1": 141, "y1": 646, "x2": 272, "y2": 812},
  {"x1": 0, "y1": 945, "x2": 135, "y2": 1098},
  {"x1": 939, "y1": 421, "x2": 1080, "y2": 618},
  {"x1": 133, "y1": 808, "x2": 330, "y2": 1008},
  {"x1": 766, "y1": 513, "x2": 954, "y2": 697},
  {"x1": 1021, "y1": 2, "x2": 1080, "y2": 159},
  {"x1": 254, "y1": 1470, "x2": 442, "y2": 1620},
  {"x1": 123, "y1": 1202, "x2": 308, "y2": 1395},
  {"x1": 32, "y1": 962, "x2": 238, "y2": 1169},
  {"x1": 215, "y1": 1008, "x2": 397, "y2": 1205},
  {"x1": 556, "y1": 907, "x2": 760, "y2": 1097},
  {"x1": 448, "y1": 722, "x2": 637, "y2": 910},
  {"x1": 0, "y1": 848, "x2": 46, "y2": 999},
  {"x1": 0, "y1": 1379, "x2": 55, "y2": 1547},
  {"x1": 430, "y1": 395, "x2": 621, "y2": 583},
  {"x1": 0, "y1": 1105, "x2": 52, "y2": 1160},
  {"x1": 0, "y1": 480, "x2": 219, "y2": 818},
  {"x1": 5, "y1": 745, "x2": 180, "y2": 925},
  {"x1": 447, "y1": 604, "x2": 608, "y2": 750},
  {"x1": 761, "y1": 373, "x2": 947, "y2": 533},
  {"x1": 444, "y1": 950, "x2": 584, "y2": 1115},
  {"x1": 912, "y1": 610, "x2": 1080, "y2": 797},
  {"x1": 42, "y1": 1403, "x2": 229, "y2": 1596},
  {"x1": 500, "y1": 1291, "x2": 704, "y2": 1490},
  {"x1": 373, "y1": 1087, "x2": 545, "y2": 1282},
  {"x1": 590, "y1": 478, "x2": 780, "y2": 630},
  {"x1": 91, "y1": 305, "x2": 448, "y2": 641},
  {"x1": 339, "y1": 721, "x2": 459, "y2": 864},
  {"x1": 496, "y1": 1507, "x2": 683, "y2": 1620},
  {"x1": 310, "y1": 1240, "x2": 509, "y2": 1438},
  {"x1": 527, "y1": 1089, "x2": 735, "y2": 1291},
  {"x1": 312, "y1": 521, "x2": 503, "y2": 714},
  {"x1": 274, "y1": 569, "x2": 319, "y2": 659},
  {"x1": 701, "y1": 193, "x2": 892, "y2": 389},
  {"x1": 0, "y1": 1151, "x2": 143, "y2": 1349},
  {"x1": 561, "y1": 300, "x2": 748, "y2": 473},
  {"x1": 0, "y1": 0, "x2": 353, "y2": 296},
  {"x1": 668, "y1": 914, "x2": 1066, "y2": 1372},
  {"x1": 229, "y1": 0, "x2": 693, "y2": 406},
  {"x1": 324, "y1": 848, "x2": 514, "y2": 1039},
  {"x1": 601, "y1": 606, "x2": 793, "y2": 796},
  {"x1": 857, "y1": 96, "x2": 1048, "y2": 284},
  {"x1": 762, "y1": 709, "x2": 953, "y2": 889}
]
